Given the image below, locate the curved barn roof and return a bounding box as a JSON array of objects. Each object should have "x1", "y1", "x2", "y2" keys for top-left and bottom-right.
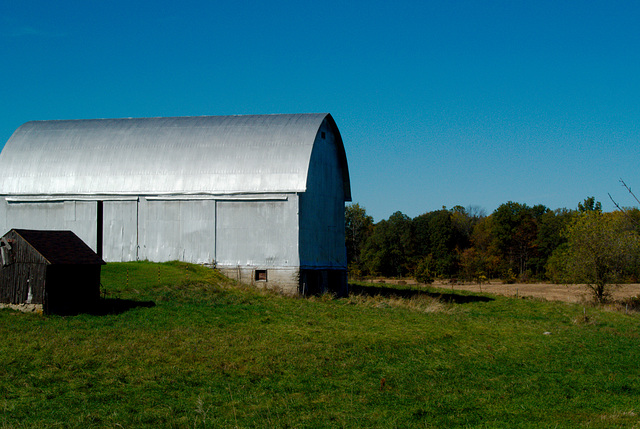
[{"x1": 0, "y1": 113, "x2": 351, "y2": 200}]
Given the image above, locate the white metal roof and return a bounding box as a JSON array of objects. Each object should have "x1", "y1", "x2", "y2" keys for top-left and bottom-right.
[{"x1": 0, "y1": 113, "x2": 351, "y2": 200}]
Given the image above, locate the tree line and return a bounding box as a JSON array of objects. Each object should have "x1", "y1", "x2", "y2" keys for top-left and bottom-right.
[{"x1": 346, "y1": 197, "x2": 640, "y2": 298}]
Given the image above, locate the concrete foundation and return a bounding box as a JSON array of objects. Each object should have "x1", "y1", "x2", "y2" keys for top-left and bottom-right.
[{"x1": 218, "y1": 266, "x2": 348, "y2": 297}]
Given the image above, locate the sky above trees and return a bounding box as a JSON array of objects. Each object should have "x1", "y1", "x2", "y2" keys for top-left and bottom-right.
[{"x1": 1, "y1": 1, "x2": 638, "y2": 221}]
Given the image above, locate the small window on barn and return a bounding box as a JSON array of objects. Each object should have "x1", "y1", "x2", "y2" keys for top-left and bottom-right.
[
  {"x1": 321, "y1": 131, "x2": 326, "y2": 139},
  {"x1": 255, "y1": 269, "x2": 267, "y2": 282}
]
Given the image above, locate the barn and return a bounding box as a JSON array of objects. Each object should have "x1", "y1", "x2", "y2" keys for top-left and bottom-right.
[
  {"x1": 0, "y1": 229, "x2": 105, "y2": 314},
  {"x1": 0, "y1": 114, "x2": 351, "y2": 295}
]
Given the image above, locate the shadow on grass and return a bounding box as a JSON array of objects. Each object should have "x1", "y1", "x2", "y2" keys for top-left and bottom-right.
[
  {"x1": 91, "y1": 298, "x2": 156, "y2": 315},
  {"x1": 349, "y1": 283, "x2": 494, "y2": 304},
  {"x1": 51, "y1": 298, "x2": 156, "y2": 316}
]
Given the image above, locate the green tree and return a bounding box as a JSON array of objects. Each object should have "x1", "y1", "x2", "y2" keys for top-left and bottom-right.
[
  {"x1": 414, "y1": 255, "x2": 435, "y2": 284},
  {"x1": 412, "y1": 210, "x2": 456, "y2": 277},
  {"x1": 578, "y1": 196, "x2": 602, "y2": 213},
  {"x1": 461, "y1": 215, "x2": 500, "y2": 280},
  {"x1": 532, "y1": 208, "x2": 575, "y2": 278},
  {"x1": 411, "y1": 206, "x2": 479, "y2": 278},
  {"x1": 360, "y1": 212, "x2": 413, "y2": 277},
  {"x1": 490, "y1": 202, "x2": 548, "y2": 279},
  {"x1": 450, "y1": 205, "x2": 484, "y2": 250},
  {"x1": 345, "y1": 203, "x2": 374, "y2": 270},
  {"x1": 551, "y1": 211, "x2": 640, "y2": 302}
]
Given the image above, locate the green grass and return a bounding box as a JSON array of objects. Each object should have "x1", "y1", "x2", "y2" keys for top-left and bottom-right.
[{"x1": 2, "y1": 261, "x2": 640, "y2": 428}]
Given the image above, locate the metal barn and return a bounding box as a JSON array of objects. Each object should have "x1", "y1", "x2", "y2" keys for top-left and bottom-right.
[
  {"x1": 0, "y1": 114, "x2": 351, "y2": 295},
  {"x1": 0, "y1": 229, "x2": 105, "y2": 314}
]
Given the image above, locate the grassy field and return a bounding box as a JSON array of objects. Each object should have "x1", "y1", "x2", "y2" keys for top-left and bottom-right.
[{"x1": 2, "y1": 261, "x2": 640, "y2": 428}]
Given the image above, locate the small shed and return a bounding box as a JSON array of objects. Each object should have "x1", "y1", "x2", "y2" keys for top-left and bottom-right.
[{"x1": 0, "y1": 229, "x2": 105, "y2": 314}]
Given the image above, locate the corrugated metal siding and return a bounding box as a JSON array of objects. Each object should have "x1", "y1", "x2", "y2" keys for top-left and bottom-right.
[
  {"x1": 0, "y1": 114, "x2": 347, "y2": 197},
  {"x1": 103, "y1": 200, "x2": 138, "y2": 262},
  {"x1": 215, "y1": 198, "x2": 299, "y2": 267},
  {"x1": 138, "y1": 199, "x2": 216, "y2": 263},
  {"x1": 0, "y1": 201, "x2": 98, "y2": 250}
]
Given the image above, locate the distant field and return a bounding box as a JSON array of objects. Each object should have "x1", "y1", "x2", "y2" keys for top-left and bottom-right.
[
  {"x1": 367, "y1": 278, "x2": 640, "y2": 303},
  {"x1": 444, "y1": 281, "x2": 640, "y2": 303},
  {"x1": 2, "y1": 262, "x2": 640, "y2": 428}
]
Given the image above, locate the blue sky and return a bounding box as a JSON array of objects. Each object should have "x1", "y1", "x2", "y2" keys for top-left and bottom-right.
[{"x1": 1, "y1": 1, "x2": 638, "y2": 222}]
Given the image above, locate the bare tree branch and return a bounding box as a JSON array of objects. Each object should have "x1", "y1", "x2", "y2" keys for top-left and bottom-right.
[
  {"x1": 608, "y1": 192, "x2": 624, "y2": 211},
  {"x1": 620, "y1": 178, "x2": 640, "y2": 206},
  {"x1": 610, "y1": 179, "x2": 640, "y2": 230}
]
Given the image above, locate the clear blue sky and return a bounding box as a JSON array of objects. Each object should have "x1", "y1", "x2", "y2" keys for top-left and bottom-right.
[{"x1": 1, "y1": 1, "x2": 638, "y2": 222}]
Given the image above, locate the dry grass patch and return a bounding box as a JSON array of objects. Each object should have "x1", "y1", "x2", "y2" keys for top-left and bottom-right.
[{"x1": 342, "y1": 291, "x2": 456, "y2": 313}]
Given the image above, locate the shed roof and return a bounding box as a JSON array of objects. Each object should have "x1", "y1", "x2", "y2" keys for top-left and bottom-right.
[
  {"x1": 0, "y1": 113, "x2": 351, "y2": 200},
  {"x1": 10, "y1": 229, "x2": 105, "y2": 265}
]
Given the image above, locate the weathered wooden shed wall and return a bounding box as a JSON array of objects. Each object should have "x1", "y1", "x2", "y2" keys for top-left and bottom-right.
[
  {"x1": 0, "y1": 230, "x2": 48, "y2": 305},
  {"x1": 0, "y1": 229, "x2": 104, "y2": 314}
]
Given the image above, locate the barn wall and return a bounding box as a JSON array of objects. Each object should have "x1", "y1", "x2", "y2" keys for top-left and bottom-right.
[
  {"x1": 138, "y1": 199, "x2": 216, "y2": 264},
  {"x1": 103, "y1": 200, "x2": 138, "y2": 262},
  {"x1": 178, "y1": 200, "x2": 216, "y2": 263},
  {"x1": 299, "y1": 269, "x2": 348, "y2": 296},
  {"x1": 69, "y1": 202, "x2": 99, "y2": 249},
  {"x1": 1, "y1": 201, "x2": 65, "y2": 231},
  {"x1": 0, "y1": 200, "x2": 97, "y2": 249},
  {"x1": 215, "y1": 198, "x2": 299, "y2": 268},
  {"x1": 1, "y1": 196, "x2": 298, "y2": 271},
  {"x1": 298, "y1": 120, "x2": 347, "y2": 270}
]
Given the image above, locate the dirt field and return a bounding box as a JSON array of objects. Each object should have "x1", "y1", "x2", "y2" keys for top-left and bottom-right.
[
  {"x1": 368, "y1": 278, "x2": 640, "y2": 303},
  {"x1": 442, "y1": 281, "x2": 640, "y2": 303}
]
